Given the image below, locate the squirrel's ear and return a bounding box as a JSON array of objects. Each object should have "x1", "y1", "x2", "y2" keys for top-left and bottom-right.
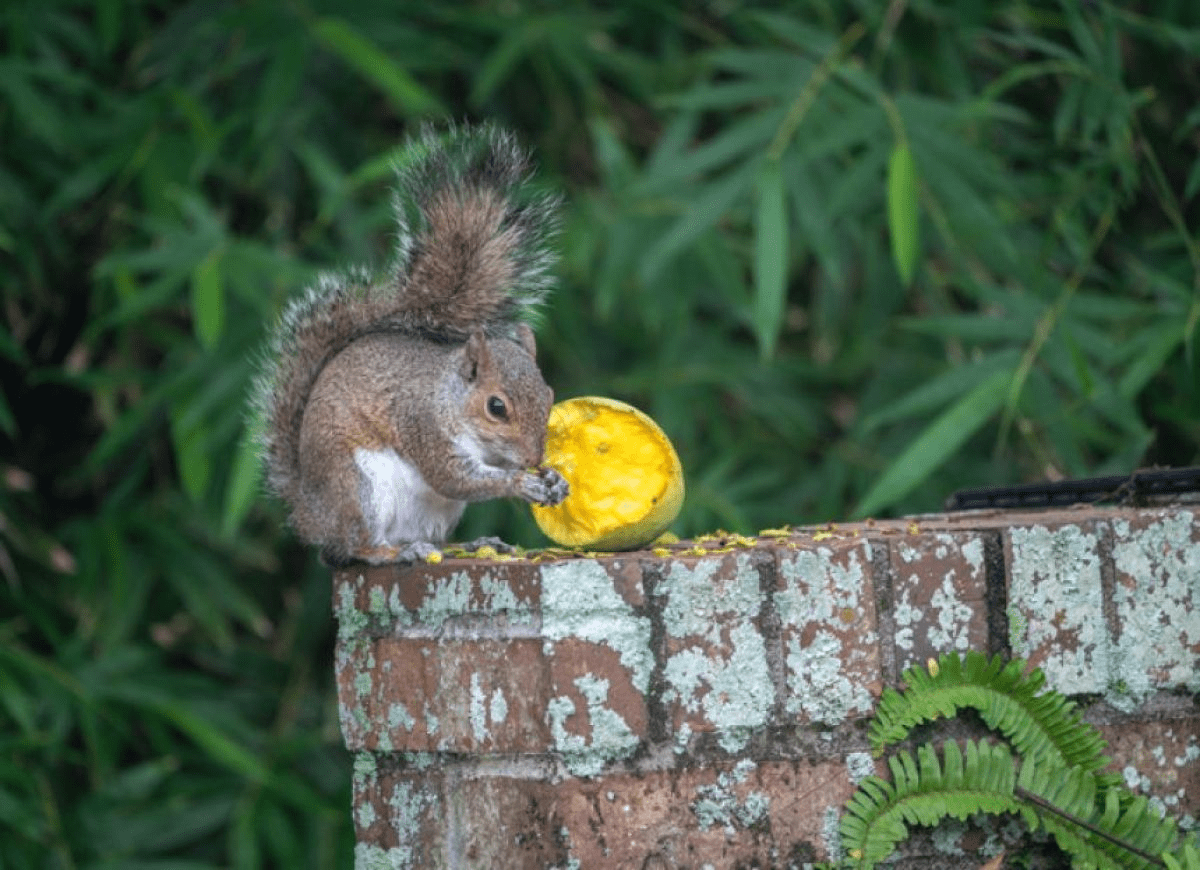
[
  {"x1": 513, "y1": 323, "x2": 537, "y2": 358},
  {"x1": 461, "y1": 329, "x2": 492, "y2": 382}
]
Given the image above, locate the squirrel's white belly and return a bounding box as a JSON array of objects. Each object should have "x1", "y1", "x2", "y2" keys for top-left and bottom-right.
[{"x1": 354, "y1": 447, "x2": 466, "y2": 545}]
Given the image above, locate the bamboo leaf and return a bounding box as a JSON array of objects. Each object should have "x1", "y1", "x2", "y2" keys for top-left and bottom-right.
[
  {"x1": 190, "y1": 249, "x2": 225, "y2": 350},
  {"x1": 222, "y1": 425, "x2": 263, "y2": 537},
  {"x1": 311, "y1": 18, "x2": 442, "y2": 115},
  {"x1": 170, "y1": 407, "x2": 211, "y2": 503},
  {"x1": 638, "y1": 162, "x2": 754, "y2": 283},
  {"x1": 853, "y1": 369, "x2": 1010, "y2": 518},
  {"x1": 753, "y1": 160, "x2": 788, "y2": 360},
  {"x1": 886, "y1": 143, "x2": 920, "y2": 286}
]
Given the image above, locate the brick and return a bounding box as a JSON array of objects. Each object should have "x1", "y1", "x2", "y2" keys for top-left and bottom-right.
[
  {"x1": 536, "y1": 558, "x2": 653, "y2": 693},
  {"x1": 332, "y1": 505, "x2": 1200, "y2": 868},
  {"x1": 889, "y1": 531, "x2": 989, "y2": 673},
  {"x1": 337, "y1": 637, "x2": 552, "y2": 753},
  {"x1": 545, "y1": 638, "x2": 648, "y2": 776},
  {"x1": 652, "y1": 550, "x2": 775, "y2": 751},
  {"x1": 775, "y1": 534, "x2": 882, "y2": 725},
  {"x1": 350, "y1": 754, "x2": 446, "y2": 867},
  {"x1": 351, "y1": 757, "x2": 869, "y2": 868},
  {"x1": 1005, "y1": 520, "x2": 1110, "y2": 695},
  {"x1": 564, "y1": 758, "x2": 864, "y2": 864},
  {"x1": 449, "y1": 771, "x2": 567, "y2": 869},
  {"x1": 1109, "y1": 509, "x2": 1200, "y2": 695},
  {"x1": 333, "y1": 559, "x2": 542, "y2": 637},
  {"x1": 1099, "y1": 718, "x2": 1200, "y2": 820},
  {"x1": 546, "y1": 759, "x2": 862, "y2": 868}
]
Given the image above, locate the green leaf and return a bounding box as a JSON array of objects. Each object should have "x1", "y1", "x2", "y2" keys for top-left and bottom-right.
[
  {"x1": 1118, "y1": 320, "x2": 1185, "y2": 399},
  {"x1": 753, "y1": 160, "x2": 788, "y2": 360},
  {"x1": 191, "y1": 250, "x2": 225, "y2": 350},
  {"x1": 310, "y1": 18, "x2": 442, "y2": 116},
  {"x1": 638, "y1": 162, "x2": 754, "y2": 283},
  {"x1": 222, "y1": 426, "x2": 263, "y2": 537},
  {"x1": 0, "y1": 389, "x2": 17, "y2": 439},
  {"x1": 170, "y1": 407, "x2": 211, "y2": 502},
  {"x1": 853, "y1": 368, "x2": 1010, "y2": 518},
  {"x1": 152, "y1": 701, "x2": 270, "y2": 784},
  {"x1": 886, "y1": 143, "x2": 920, "y2": 286},
  {"x1": 859, "y1": 351, "x2": 1022, "y2": 434}
]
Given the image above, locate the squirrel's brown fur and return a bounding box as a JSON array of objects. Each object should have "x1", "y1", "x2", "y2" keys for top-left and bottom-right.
[{"x1": 251, "y1": 125, "x2": 566, "y2": 564}]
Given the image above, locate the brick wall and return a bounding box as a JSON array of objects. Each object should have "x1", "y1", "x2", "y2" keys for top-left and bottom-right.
[{"x1": 333, "y1": 505, "x2": 1200, "y2": 868}]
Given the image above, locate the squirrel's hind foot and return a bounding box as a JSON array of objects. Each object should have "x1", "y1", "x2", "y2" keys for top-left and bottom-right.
[{"x1": 323, "y1": 542, "x2": 442, "y2": 566}]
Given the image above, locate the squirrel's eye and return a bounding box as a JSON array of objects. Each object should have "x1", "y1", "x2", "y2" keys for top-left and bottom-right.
[{"x1": 486, "y1": 396, "x2": 508, "y2": 420}]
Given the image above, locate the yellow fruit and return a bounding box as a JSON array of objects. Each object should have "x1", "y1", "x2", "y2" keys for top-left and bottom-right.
[{"x1": 531, "y1": 396, "x2": 685, "y2": 550}]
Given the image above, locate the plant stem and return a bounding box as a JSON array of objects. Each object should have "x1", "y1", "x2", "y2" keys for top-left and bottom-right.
[{"x1": 1013, "y1": 784, "x2": 1166, "y2": 867}]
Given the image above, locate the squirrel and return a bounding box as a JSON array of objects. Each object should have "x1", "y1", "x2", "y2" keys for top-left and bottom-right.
[{"x1": 252, "y1": 125, "x2": 569, "y2": 566}]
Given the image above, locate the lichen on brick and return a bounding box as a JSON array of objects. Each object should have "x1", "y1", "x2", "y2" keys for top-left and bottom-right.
[
  {"x1": 657, "y1": 554, "x2": 774, "y2": 750},
  {"x1": 355, "y1": 797, "x2": 377, "y2": 830},
  {"x1": 415, "y1": 569, "x2": 473, "y2": 628},
  {"x1": 352, "y1": 752, "x2": 378, "y2": 809},
  {"x1": 470, "y1": 672, "x2": 489, "y2": 744},
  {"x1": 387, "y1": 702, "x2": 415, "y2": 732},
  {"x1": 822, "y1": 804, "x2": 843, "y2": 862},
  {"x1": 845, "y1": 751, "x2": 875, "y2": 784},
  {"x1": 335, "y1": 576, "x2": 369, "y2": 642},
  {"x1": 928, "y1": 575, "x2": 975, "y2": 652},
  {"x1": 784, "y1": 629, "x2": 874, "y2": 723},
  {"x1": 354, "y1": 843, "x2": 410, "y2": 870},
  {"x1": 658, "y1": 555, "x2": 761, "y2": 637},
  {"x1": 490, "y1": 687, "x2": 508, "y2": 726},
  {"x1": 541, "y1": 560, "x2": 653, "y2": 693},
  {"x1": 351, "y1": 778, "x2": 435, "y2": 869},
  {"x1": 892, "y1": 534, "x2": 983, "y2": 664},
  {"x1": 1111, "y1": 512, "x2": 1200, "y2": 699},
  {"x1": 547, "y1": 674, "x2": 639, "y2": 777},
  {"x1": 777, "y1": 543, "x2": 877, "y2": 723},
  {"x1": 1008, "y1": 524, "x2": 1109, "y2": 695},
  {"x1": 479, "y1": 574, "x2": 533, "y2": 621},
  {"x1": 662, "y1": 622, "x2": 773, "y2": 752},
  {"x1": 370, "y1": 780, "x2": 435, "y2": 868},
  {"x1": 691, "y1": 760, "x2": 770, "y2": 834}
]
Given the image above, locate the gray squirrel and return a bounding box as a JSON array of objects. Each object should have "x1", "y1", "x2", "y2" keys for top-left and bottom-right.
[{"x1": 252, "y1": 125, "x2": 569, "y2": 566}]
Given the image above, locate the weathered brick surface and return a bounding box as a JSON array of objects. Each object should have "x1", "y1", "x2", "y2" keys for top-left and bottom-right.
[
  {"x1": 1099, "y1": 717, "x2": 1200, "y2": 819},
  {"x1": 350, "y1": 756, "x2": 872, "y2": 868},
  {"x1": 653, "y1": 550, "x2": 774, "y2": 747},
  {"x1": 888, "y1": 530, "x2": 989, "y2": 672},
  {"x1": 1005, "y1": 519, "x2": 1110, "y2": 695},
  {"x1": 335, "y1": 505, "x2": 1200, "y2": 869},
  {"x1": 338, "y1": 636, "x2": 553, "y2": 753},
  {"x1": 775, "y1": 535, "x2": 882, "y2": 726},
  {"x1": 1110, "y1": 511, "x2": 1200, "y2": 694},
  {"x1": 547, "y1": 760, "x2": 865, "y2": 868}
]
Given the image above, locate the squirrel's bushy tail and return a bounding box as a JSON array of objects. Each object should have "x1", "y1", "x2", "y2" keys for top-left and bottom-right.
[{"x1": 252, "y1": 124, "x2": 560, "y2": 505}]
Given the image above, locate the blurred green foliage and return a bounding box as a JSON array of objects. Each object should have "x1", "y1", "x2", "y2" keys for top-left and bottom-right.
[{"x1": 1, "y1": 0, "x2": 1197, "y2": 865}]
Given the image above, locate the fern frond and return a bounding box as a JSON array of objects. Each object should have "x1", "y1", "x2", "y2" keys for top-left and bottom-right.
[
  {"x1": 870, "y1": 651, "x2": 1111, "y2": 776},
  {"x1": 1017, "y1": 753, "x2": 1183, "y2": 869},
  {"x1": 839, "y1": 739, "x2": 1032, "y2": 869},
  {"x1": 1163, "y1": 842, "x2": 1200, "y2": 870}
]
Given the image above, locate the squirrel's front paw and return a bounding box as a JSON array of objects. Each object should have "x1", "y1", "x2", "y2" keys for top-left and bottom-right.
[{"x1": 521, "y1": 466, "x2": 569, "y2": 506}]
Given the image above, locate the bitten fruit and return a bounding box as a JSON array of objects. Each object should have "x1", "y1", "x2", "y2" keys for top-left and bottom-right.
[{"x1": 532, "y1": 396, "x2": 684, "y2": 550}]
